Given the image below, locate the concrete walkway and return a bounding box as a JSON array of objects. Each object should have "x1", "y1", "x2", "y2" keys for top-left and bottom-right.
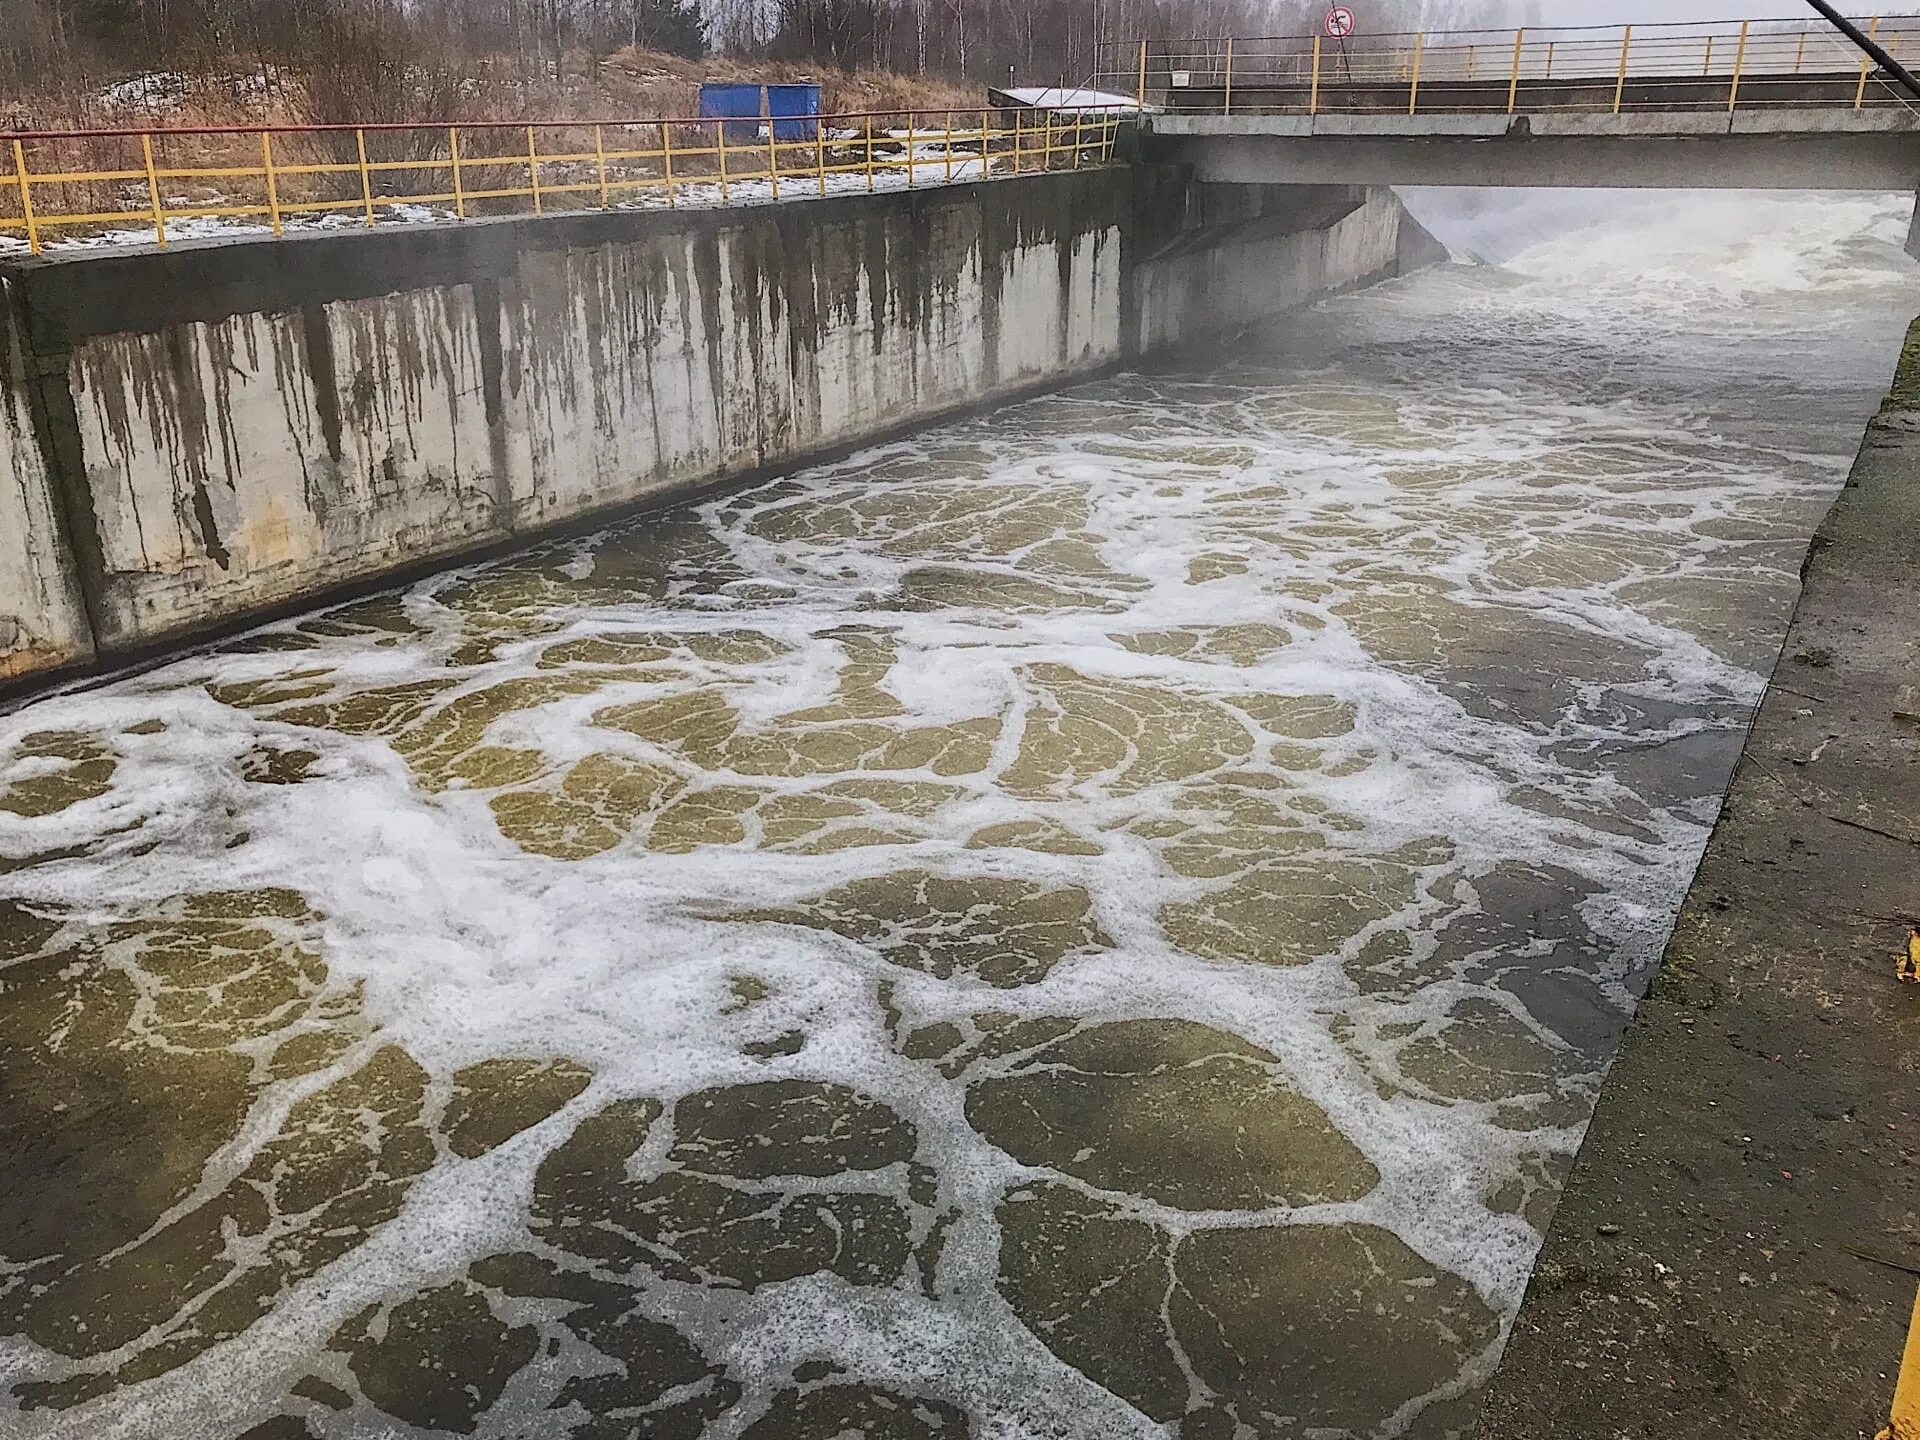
[{"x1": 1474, "y1": 323, "x2": 1920, "y2": 1435}]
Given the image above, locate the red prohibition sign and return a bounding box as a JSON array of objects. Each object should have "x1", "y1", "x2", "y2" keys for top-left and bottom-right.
[{"x1": 1325, "y1": 6, "x2": 1356, "y2": 38}]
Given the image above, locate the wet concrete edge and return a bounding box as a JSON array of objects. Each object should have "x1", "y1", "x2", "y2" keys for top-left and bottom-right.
[{"x1": 1473, "y1": 318, "x2": 1920, "y2": 1436}]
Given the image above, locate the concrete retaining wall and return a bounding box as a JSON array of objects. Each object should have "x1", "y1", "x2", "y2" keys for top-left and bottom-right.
[
  {"x1": 0, "y1": 168, "x2": 1437, "y2": 691},
  {"x1": 0, "y1": 280, "x2": 93, "y2": 682}
]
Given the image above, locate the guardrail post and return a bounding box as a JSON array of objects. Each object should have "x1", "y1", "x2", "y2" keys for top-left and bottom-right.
[
  {"x1": 10, "y1": 140, "x2": 35, "y2": 255},
  {"x1": 906, "y1": 111, "x2": 916, "y2": 187},
  {"x1": 1703, "y1": 34, "x2": 1714, "y2": 76},
  {"x1": 1614, "y1": 25, "x2": 1632, "y2": 113},
  {"x1": 979, "y1": 108, "x2": 990, "y2": 178},
  {"x1": 1138, "y1": 40, "x2": 1149, "y2": 109},
  {"x1": 261, "y1": 130, "x2": 282, "y2": 237},
  {"x1": 1795, "y1": 30, "x2": 1808, "y2": 74},
  {"x1": 1312, "y1": 35, "x2": 1322, "y2": 114},
  {"x1": 816, "y1": 116, "x2": 828, "y2": 195},
  {"x1": 142, "y1": 133, "x2": 167, "y2": 248},
  {"x1": 717, "y1": 119, "x2": 730, "y2": 202},
  {"x1": 1857, "y1": 17, "x2": 1881, "y2": 108},
  {"x1": 1545, "y1": 40, "x2": 1555, "y2": 80},
  {"x1": 946, "y1": 110, "x2": 955, "y2": 181},
  {"x1": 765, "y1": 94, "x2": 780, "y2": 201},
  {"x1": 1468, "y1": 45, "x2": 1476, "y2": 80},
  {"x1": 1508, "y1": 28, "x2": 1525, "y2": 112},
  {"x1": 865, "y1": 120, "x2": 875, "y2": 193},
  {"x1": 594, "y1": 124, "x2": 609, "y2": 208},
  {"x1": 527, "y1": 126, "x2": 544, "y2": 214},
  {"x1": 1224, "y1": 37, "x2": 1234, "y2": 115},
  {"x1": 1729, "y1": 20, "x2": 1750, "y2": 111},
  {"x1": 1408, "y1": 32, "x2": 1424, "y2": 113},
  {"x1": 450, "y1": 127, "x2": 465, "y2": 219},
  {"x1": 355, "y1": 128, "x2": 374, "y2": 227},
  {"x1": 662, "y1": 121, "x2": 677, "y2": 208},
  {"x1": 1012, "y1": 110, "x2": 1022, "y2": 174}
]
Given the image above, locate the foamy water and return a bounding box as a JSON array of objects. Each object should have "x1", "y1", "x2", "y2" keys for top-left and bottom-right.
[{"x1": 0, "y1": 190, "x2": 1913, "y2": 1439}]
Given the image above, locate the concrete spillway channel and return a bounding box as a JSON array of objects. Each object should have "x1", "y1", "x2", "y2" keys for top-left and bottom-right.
[{"x1": 0, "y1": 172, "x2": 1915, "y2": 1437}]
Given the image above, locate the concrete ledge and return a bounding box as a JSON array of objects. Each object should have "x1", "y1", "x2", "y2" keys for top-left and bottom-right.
[
  {"x1": 1310, "y1": 114, "x2": 1513, "y2": 138},
  {"x1": 1730, "y1": 107, "x2": 1920, "y2": 135},
  {"x1": 1473, "y1": 320, "x2": 1920, "y2": 1438},
  {"x1": 1150, "y1": 108, "x2": 1920, "y2": 141},
  {"x1": 1147, "y1": 130, "x2": 1920, "y2": 188},
  {"x1": 1155, "y1": 114, "x2": 1315, "y2": 137},
  {"x1": 1527, "y1": 111, "x2": 1734, "y2": 137}
]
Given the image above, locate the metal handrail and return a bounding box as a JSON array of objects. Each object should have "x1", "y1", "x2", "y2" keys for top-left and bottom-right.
[{"x1": 0, "y1": 107, "x2": 1131, "y2": 255}]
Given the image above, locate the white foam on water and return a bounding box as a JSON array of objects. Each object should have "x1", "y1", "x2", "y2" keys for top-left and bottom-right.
[{"x1": 2, "y1": 188, "x2": 1918, "y2": 1437}]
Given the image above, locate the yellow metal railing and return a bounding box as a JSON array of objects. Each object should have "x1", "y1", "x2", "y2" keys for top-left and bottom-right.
[
  {"x1": 1106, "y1": 15, "x2": 1920, "y2": 117},
  {"x1": 0, "y1": 107, "x2": 1128, "y2": 255}
]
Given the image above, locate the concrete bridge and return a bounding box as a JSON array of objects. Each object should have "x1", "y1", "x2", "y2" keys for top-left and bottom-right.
[
  {"x1": 1109, "y1": 16, "x2": 1920, "y2": 190},
  {"x1": 1145, "y1": 109, "x2": 1920, "y2": 191}
]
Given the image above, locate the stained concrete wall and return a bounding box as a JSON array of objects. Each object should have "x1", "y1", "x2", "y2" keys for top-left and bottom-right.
[
  {"x1": 0, "y1": 278, "x2": 93, "y2": 682},
  {"x1": 1135, "y1": 183, "x2": 1441, "y2": 351},
  {"x1": 0, "y1": 168, "x2": 1437, "y2": 690}
]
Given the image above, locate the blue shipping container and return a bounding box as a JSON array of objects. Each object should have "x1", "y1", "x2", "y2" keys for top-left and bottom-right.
[
  {"x1": 697, "y1": 82, "x2": 763, "y2": 144},
  {"x1": 767, "y1": 83, "x2": 823, "y2": 142}
]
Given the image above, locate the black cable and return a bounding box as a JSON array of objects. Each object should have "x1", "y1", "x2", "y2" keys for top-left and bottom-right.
[{"x1": 1804, "y1": 0, "x2": 1920, "y2": 102}]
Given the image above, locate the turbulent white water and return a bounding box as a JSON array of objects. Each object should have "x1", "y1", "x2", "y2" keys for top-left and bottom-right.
[{"x1": 0, "y1": 189, "x2": 1914, "y2": 1440}]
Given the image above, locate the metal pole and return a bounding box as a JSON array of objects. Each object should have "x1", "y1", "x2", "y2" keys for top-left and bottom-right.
[
  {"x1": 450, "y1": 127, "x2": 465, "y2": 219},
  {"x1": 527, "y1": 125, "x2": 543, "y2": 214},
  {"x1": 355, "y1": 128, "x2": 374, "y2": 227},
  {"x1": 765, "y1": 93, "x2": 780, "y2": 201},
  {"x1": 1614, "y1": 25, "x2": 1632, "y2": 113},
  {"x1": 1858, "y1": 17, "x2": 1882, "y2": 107},
  {"x1": 1507, "y1": 28, "x2": 1524, "y2": 113},
  {"x1": 1408, "y1": 31, "x2": 1424, "y2": 114},
  {"x1": 594, "y1": 124, "x2": 609, "y2": 209},
  {"x1": 261, "y1": 131, "x2": 282, "y2": 237},
  {"x1": 1224, "y1": 36, "x2": 1234, "y2": 115},
  {"x1": 143, "y1": 133, "x2": 168, "y2": 247},
  {"x1": 1805, "y1": 1, "x2": 1920, "y2": 101},
  {"x1": 663, "y1": 121, "x2": 677, "y2": 207},
  {"x1": 1311, "y1": 35, "x2": 1322, "y2": 115},
  {"x1": 11, "y1": 140, "x2": 35, "y2": 255},
  {"x1": 1729, "y1": 20, "x2": 1751, "y2": 111},
  {"x1": 1137, "y1": 39, "x2": 1149, "y2": 108}
]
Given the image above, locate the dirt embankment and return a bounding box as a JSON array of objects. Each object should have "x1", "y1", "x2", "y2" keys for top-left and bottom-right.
[{"x1": 7, "y1": 47, "x2": 983, "y2": 135}]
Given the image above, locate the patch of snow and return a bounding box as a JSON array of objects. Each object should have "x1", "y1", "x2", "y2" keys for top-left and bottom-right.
[{"x1": 1001, "y1": 86, "x2": 1146, "y2": 114}]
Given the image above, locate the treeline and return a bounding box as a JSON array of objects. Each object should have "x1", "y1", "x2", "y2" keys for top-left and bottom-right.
[
  {"x1": 0, "y1": 0, "x2": 1533, "y2": 121},
  {"x1": 0, "y1": 0, "x2": 706, "y2": 89},
  {"x1": 725, "y1": 0, "x2": 1526, "y2": 86}
]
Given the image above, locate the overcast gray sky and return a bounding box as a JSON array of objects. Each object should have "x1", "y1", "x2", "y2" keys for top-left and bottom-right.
[{"x1": 1530, "y1": 1, "x2": 1848, "y2": 20}]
